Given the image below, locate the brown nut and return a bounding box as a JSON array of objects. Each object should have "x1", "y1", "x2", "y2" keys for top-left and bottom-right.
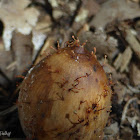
[{"x1": 18, "y1": 39, "x2": 112, "y2": 140}]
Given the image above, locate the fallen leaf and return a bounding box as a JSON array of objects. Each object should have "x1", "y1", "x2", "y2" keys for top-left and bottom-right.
[
  {"x1": 90, "y1": 0, "x2": 140, "y2": 29},
  {"x1": 0, "y1": 0, "x2": 40, "y2": 50}
]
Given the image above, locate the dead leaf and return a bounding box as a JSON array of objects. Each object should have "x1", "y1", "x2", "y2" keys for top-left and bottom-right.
[
  {"x1": 0, "y1": 0, "x2": 39, "y2": 50},
  {"x1": 34, "y1": 37, "x2": 56, "y2": 65},
  {"x1": 130, "y1": 63, "x2": 140, "y2": 86},
  {"x1": 90, "y1": 0, "x2": 140, "y2": 29},
  {"x1": 11, "y1": 31, "x2": 33, "y2": 75},
  {"x1": 113, "y1": 47, "x2": 133, "y2": 72},
  {"x1": 125, "y1": 29, "x2": 140, "y2": 59},
  {"x1": 0, "y1": 51, "x2": 14, "y2": 84}
]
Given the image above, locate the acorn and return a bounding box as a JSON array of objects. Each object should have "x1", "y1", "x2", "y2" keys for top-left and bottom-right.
[{"x1": 18, "y1": 38, "x2": 112, "y2": 140}]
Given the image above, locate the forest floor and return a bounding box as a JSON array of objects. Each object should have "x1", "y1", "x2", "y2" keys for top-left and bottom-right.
[{"x1": 0, "y1": 0, "x2": 140, "y2": 139}]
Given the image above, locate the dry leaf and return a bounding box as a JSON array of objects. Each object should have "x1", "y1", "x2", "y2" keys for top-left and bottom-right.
[
  {"x1": 34, "y1": 37, "x2": 56, "y2": 65},
  {"x1": 0, "y1": 0, "x2": 40, "y2": 50},
  {"x1": 11, "y1": 31, "x2": 33, "y2": 75},
  {"x1": 0, "y1": 51, "x2": 14, "y2": 83},
  {"x1": 113, "y1": 47, "x2": 133, "y2": 72},
  {"x1": 125, "y1": 29, "x2": 140, "y2": 59},
  {"x1": 130, "y1": 63, "x2": 140, "y2": 86},
  {"x1": 91, "y1": 0, "x2": 140, "y2": 29}
]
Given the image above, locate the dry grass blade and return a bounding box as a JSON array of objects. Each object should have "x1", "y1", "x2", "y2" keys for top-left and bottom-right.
[
  {"x1": 0, "y1": 105, "x2": 17, "y2": 117},
  {"x1": 121, "y1": 97, "x2": 138, "y2": 125},
  {"x1": 125, "y1": 29, "x2": 140, "y2": 59}
]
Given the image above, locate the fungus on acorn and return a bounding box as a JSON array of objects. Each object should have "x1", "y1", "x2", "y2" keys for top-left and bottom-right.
[{"x1": 18, "y1": 37, "x2": 112, "y2": 140}]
